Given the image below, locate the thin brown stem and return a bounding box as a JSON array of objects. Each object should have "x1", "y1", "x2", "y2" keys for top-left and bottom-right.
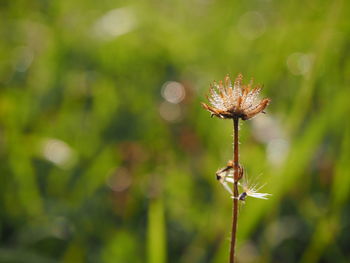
[
  {"x1": 229, "y1": 117, "x2": 240, "y2": 263},
  {"x1": 233, "y1": 117, "x2": 239, "y2": 171}
]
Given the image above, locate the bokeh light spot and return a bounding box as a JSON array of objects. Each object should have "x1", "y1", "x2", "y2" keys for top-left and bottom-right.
[
  {"x1": 159, "y1": 101, "x2": 183, "y2": 122},
  {"x1": 41, "y1": 138, "x2": 76, "y2": 169},
  {"x1": 92, "y1": 7, "x2": 137, "y2": 41},
  {"x1": 237, "y1": 11, "x2": 266, "y2": 40},
  {"x1": 286, "y1": 52, "x2": 314, "y2": 75},
  {"x1": 161, "y1": 81, "x2": 186, "y2": 104}
]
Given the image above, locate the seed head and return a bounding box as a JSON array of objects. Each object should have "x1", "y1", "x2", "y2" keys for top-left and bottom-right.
[{"x1": 201, "y1": 74, "x2": 271, "y2": 120}]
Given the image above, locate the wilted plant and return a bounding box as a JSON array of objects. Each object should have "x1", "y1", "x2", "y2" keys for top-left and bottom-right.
[{"x1": 202, "y1": 74, "x2": 271, "y2": 263}]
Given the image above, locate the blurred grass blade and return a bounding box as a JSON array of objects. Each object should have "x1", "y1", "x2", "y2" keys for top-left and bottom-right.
[{"x1": 147, "y1": 198, "x2": 166, "y2": 263}]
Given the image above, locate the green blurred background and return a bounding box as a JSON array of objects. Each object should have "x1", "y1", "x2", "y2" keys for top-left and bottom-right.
[{"x1": 1, "y1": 0, "x2": 350, "y2": 262}]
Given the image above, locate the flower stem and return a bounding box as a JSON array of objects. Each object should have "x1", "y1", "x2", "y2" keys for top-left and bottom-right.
[{"x1": 230, "y1": 117, "x2": 240, "y2": 263}]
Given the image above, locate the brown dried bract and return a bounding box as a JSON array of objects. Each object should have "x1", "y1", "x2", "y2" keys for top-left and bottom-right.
[{"x1": 201, "y1": 74, "x2": 270, "y2": 120}]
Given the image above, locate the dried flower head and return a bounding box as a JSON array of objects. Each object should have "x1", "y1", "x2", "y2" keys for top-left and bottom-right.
[{"x1": 201, "y1": 74, "x2": 271, "y2": 120}]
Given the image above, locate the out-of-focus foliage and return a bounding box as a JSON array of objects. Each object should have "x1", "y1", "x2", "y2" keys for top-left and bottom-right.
[{"x1": 0, "y1": 0, "x2": 349, "y2": 262}]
